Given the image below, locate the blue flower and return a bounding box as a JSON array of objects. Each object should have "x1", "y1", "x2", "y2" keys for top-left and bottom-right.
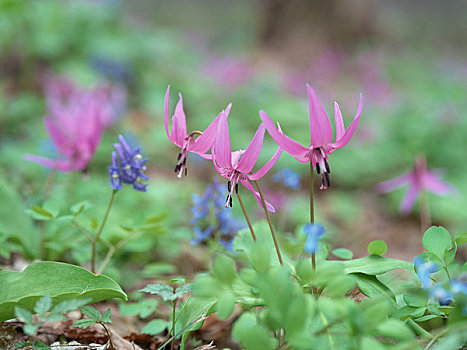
[
  {"x1": 191, "y1": 226, "x2": 214, "y2": 245},
  {"x1": 272, "y1": 168, "x2": 301, "y2": 189},
  {"x1": 219, "y1": 238, "x2": 234, "y2": 251},
  {"x1": 414, "y1": 257, "x2": 438, "y2": 290},
  {"x1": 111, "y1": 134, "x2": 149, "y2": 192},
  {"x1": 451, "y1": 278, "x2": 467, "y2": 295},
  {"x1": 302, "y1": 223, "x2": 325, "y2": 254},
  {"x1": 430, "y1": 284, "x2": 452, "y2": 306}
]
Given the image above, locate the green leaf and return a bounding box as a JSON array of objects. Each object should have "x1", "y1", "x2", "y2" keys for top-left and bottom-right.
[
  {"x1": 454, "y1": 232, "x2": 467, "y2": 245},
  {"x1": 71, "y1": 200, "x2": 92, "y2": 216},
  {"x1": 48, "y1": 298, "x2": 91, "y2": 319},
  {"x1": 354, "y1": 273, "x2": 394, "y2": 299},
  {"x1": 81, "y1": 305, "x2": 103, "y2": 321},
  {"x1": 367, "y1": 240, "x2": 388, "y2": 255},
  {"x1": 232, "y1": 312, "x2": 277, "y2": 350},
  {"x1": 43, "y1": 199, "x2": 59, "y2": 218},
  {"x1": 15, "y1": 306, "x2": 33, "y2": 324},
  {"x1": 212, "y1": 254, "x2": 237, "y2": 285},
  {"x1": 139, "y1": 283, "x2": 175, "y2": 302},
  {"x1": 174, "y1": 284, "x2": 192, "y2": 299},
  {"x1": 27, "y1": 205, "x2": 54, "y2": 220},
  {"x1": 0, "y1": 262, "x2": 127, "y2": 322},
  {"x1": 414, "y1": 314, "x2": 439, "y2": 322},
  {"x1": 143, "y1": 262, "x2": 176, "y2": 277},
  {"x1": 119, "y1": 299, "x2": 159, "y2": 319},
  {"x1": 216, "y1": 291, "x2": 235, "y2": 320},
  {"x1": 141, "y1": 319, "x2": 167, "y2": 335},
  {"x1": 72, "y1": 319, "x2": 98, "y2": 329},
  {"x1": 23, "y1": 323, "x2": 40, "y2": 336},
  {"x1": 337, "y1": 255, "x2": 412, "y2": 275},
  {"x1": 34, "y1": 294, "x2": 52, "y2": 318},
  {"x1": 101, "y1": 308, "x2": 112, "y2": 323},
  {"x1": 403, "y1": 293, "x2": 428, "y2": 307},
  {"x1": 332, "y1": 248, "x2": 353, "y2": 260},
  {"x1": 422, "y1": 226, "x2": 452, "y2": 261},
  {"x1": 373, "y1": 319, "x2": 414, "y2": 341}
]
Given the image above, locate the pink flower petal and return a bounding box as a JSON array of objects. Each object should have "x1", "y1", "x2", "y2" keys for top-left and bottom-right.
[
  {"x1": 44, "y1": 118, "x2": 71, "y2": 155},
  {"x1": 334, "y1": 102, "x2": 345, "y2": 142},
  {"x1": 248, "y1": 145, "x2": 282, "y2": 181},
  {"x1": 212, "y1": 111, "x2": 232, "y2": 168},
  {"x1": 400, "y1": 184, "x2": 420, "y2": 215},
  {"x1": 236, "y1": 123, "x2": 265, "y2": 173},
  {"x1": 424, "y1": 172, "x2": 454, "y2": 196},
  {"x1": 331, "y1": 93, "x2": 363, "y2": 149},
  {"x1": 170, "y1": 93, "x2": 187, "y2": 147},
  {"x1": 307, "y1": 84, "x2": 333, "y2": 146},
  {"x1": 23, "y1": 154, "x2": 82, "y2": 172},
  {"x1": 164, "y1": 85, "x2": 172, "y2": 140},
  {"x1": 189, "y1": 108, "x2": 226, "y2": 154},
  {"x1": 240, "y1": 179, "x2": 275, "y2": 212},
  {"x1": 259, "y1": 110, "x2": 308, "y2": 157},
  {"x1": 376, "y1": 172, "x2": 412, "y2": 193}
]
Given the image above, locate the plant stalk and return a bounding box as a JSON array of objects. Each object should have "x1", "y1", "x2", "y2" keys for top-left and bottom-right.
[
  {"x1": 310, "y1": 162, "x2": 316, "y2": 270},
  {"x1": 236, "y1": 191, "x2": 256, "y2": 242},
  {"x1": 420, "y1": 189, "x2": 431, "y2": 234},
  {"x1": 91, "y1": 190, "x2": 117, "y2": 273},
  {"x1": 253, "y1": 180, "x2": 283, "y2": 265},
  {"x1": 171, "y1": 299, "x2": 177, "y2": 350}
]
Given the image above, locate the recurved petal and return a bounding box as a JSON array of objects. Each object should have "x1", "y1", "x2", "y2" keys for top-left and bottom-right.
[
  {"x1": 307, "y1": 84, "x2": 333, "y2": 146},
  {"x1": 212, "y1": 111, "x2": 232, "y2": 168},
  {"x1": 334, "y1": 102, "x2": 345, "y2": 142},
  {"x1": 259, "y1": 110, "x2": 308, "y2": 157},
  {"x1": 331, "y1": 93, "x2": 363, "y2": 149},
  {"x1": 170, "y1": 93, "x2": 188, "y2": 146},
  {"x1": 190, "y1": 110, "x2": 223, "y2": 154},
  {"x1": 240, "y1": 179, "x2": 275, "y2": 212},
  {"x1": 424, "y1": 172, "x2": 454, "y2": 196},
  {"x1": 236, "y1": 123, "x2": 265, "y2": 173},
  {"x1": 164, "y1": 85, "x2": 172, "y2": 140},
  {"x1": 249, "y1": 122, "x2": 283, "y2": 180},
  {"x1": 400, "y1": 184, "x2": 420, "y2": 215},
  {"x1": 375, "y1": 172, "x2": 412, "y2": 193},
  {"x1": 23, "y1": 154, "x2": 81, "y2": 172}
]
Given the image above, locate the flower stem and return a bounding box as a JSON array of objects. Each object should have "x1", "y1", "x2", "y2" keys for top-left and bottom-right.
[
  {"x1": 91, "y1": 190, "x2": 117, "y2": 274},
  {"x1": 309, "y1": 162, "x2": 316, "y2": 270},
  {"x1": 171, "y1": 298, "x2": 177, "y2": 350},
  {"x1": 420, "y1": 189, "x2": 431, "y2": 234},
  {"x1": 236, "y1": 191, "x2": 256, "y2": 242},
  {"x1": 39, "y1": 165, "x2": 58, "y2": 260},
  {"x1": 253, "y1": 180, "x2": 283, "y2": 265}
]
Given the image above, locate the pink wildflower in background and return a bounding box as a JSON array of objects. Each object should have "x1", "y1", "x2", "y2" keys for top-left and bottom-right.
[
  {"x1": 202, "y1": 55, "x2": 254, "y2": 91},
  {"x1": 260, "y1": 84, "x2": 363, "y2": 189},
  {"x1": 376, "y1": 156, "x2": 455, "y2": 215}
]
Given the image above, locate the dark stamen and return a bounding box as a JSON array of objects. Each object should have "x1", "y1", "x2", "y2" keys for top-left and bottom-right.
[
  {"x1": 227, "y1": 181, "x2": 231, "y2": 192},
  {"x1": 177, "y1": 153, "x2": 182, "y2": 161},
  {"x1": 229, "y1": 197, "x2": 233, "y2": 207},
  {"x1": 235, "y1": 183, "x2": 239, "y2": 194},
  {"x1": 174, "y1": 164, "x2": 180, "y2": 173},
  {"x1": 324, "y1": 172, "x2": 331, "y2": 187},
  {"x1": 316, "y1": 163, "x2": 321, "y2": 174},
  {"x1": 185, "y1": 167, "x2": 187, "y2": 176},
  {"x1": 325, "y1": 159, "x2": 330, "y2": 173}
]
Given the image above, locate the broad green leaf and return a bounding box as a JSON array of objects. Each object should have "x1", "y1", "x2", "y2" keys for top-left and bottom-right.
[
  {"x1": 216, "y1": 291, "x2": 235, "y2": 320},
  {"x1": 367, "y1": 240, "x2": 388, "y2": 255},
  {"x1": 43, "y1": 199, "x2": 59, "y2": 218},
  {"x1": 212, "y1": 254, "x2": 236, "y2": 285},
  {"x1": 27, "y1": 205, "x2": 54, "y2": 221},
  {"x1": 34, "y1": 294, "x2": 52, "y2": 317},
  {"x1": 454, "y1": 232, "x2": 467, "y2": 245},
  {"x1": 141, "y1": 319, "x2": 167, "y2": 335},
  {"x1": 71, "y1": 200, "x2": 92, "y2": 217},
  {"x1": 81, "y1": 305, "x2": 103, "y2": 321},
  {"x1": 174, "y1": 298, "x2": 216, "y2": 336},
  {"x1": 192, "y1": 275, "x2": 223, "y2": 298},
  {"x1": 336, "y1": 255, "x2": 412, "y2": 275},
  {"x1": 49, "y1": 298, "x2": 91, "y2": 317},
  {"x1": 139, "y1": 283, "x2": 175, "y2": 302},
  {"x1": 422, "y1": 226, "x2": 452, "y2": 261},
  {"x1": 0, "y1": 262, "x2": 127, "y2": 322},
  {"x1": 332, "y1": 248, "x2": 353, "y2": 260},
  {"x1": 373, "y1": 319, "x2": 414, "y2": 341},
  {"x1": 72, "y1": 319, "x2": 97, "y2": 329},
  {"x1": 119, "y1": 299, "x2": 159, "y2": 319},
  {"x1": 174, "y1": 283, "x2": 192, "y2": 299},
  {"x1": 232, "y1": 312, "x2": 277, "y2": 350},
  {"x1": 354, "y1": 273, "x2": 394, "y2": 299},
  {"x1": 403, "y1": 293, "x2": 428, "y2": 307},
  {"x1": 414, "y1": 314, "x2": 439, "y2": 322},
  {"x1": 23, "y1": 323, "x2": 40, "y2": 336},
  {"x1": 0, "y1": 178, "x2": 39, "y2": 257}
]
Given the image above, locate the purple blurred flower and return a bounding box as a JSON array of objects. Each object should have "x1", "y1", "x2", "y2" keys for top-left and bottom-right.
[
  {"x1": 191, "y1": 225, "x2": 215, "y2": 245},
  {"x1": 272, "y1": 168, "x2": 301, "y2": 190},
  {"x1": 260, "y1": 85, "x2": 363, "y2": 189},
  {"x1": 202, "y1": 55, "x2": 254, "y2": 91},
  {"x1": 414, "y1": 256, "x2": 438, "y2": 290},
  {"x1": 376, "y1": 156, "x2": 455, "y2": 215},
  {"x1": 111, "y1": 134, "x2": 149, "y2": 192},
  {"x1": 302, "y1": 223, "x2": 325, "y2": 254}
]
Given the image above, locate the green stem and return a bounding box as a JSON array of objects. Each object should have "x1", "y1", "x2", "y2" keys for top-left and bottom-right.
[
  {"x1": 170, "y1": 299, "x2": 177, "y2": 350},
  {"x1": 39, "y1": 165, "x2": 58, "y2": 260},
  {"x1": 420, "y1": 189, "x2": 431, "y2": 234},
  {"x1": 236, "y1": 191, "x2": 256, "y2": 242},
  {"x1": 91, "y1": 190, "x2": 117, "y2": 274},
  {"x1": 407, "y1": 318, "x2": 432, "y2": 339},
  {"x1": 253, "y1": 180, "x2": 283, "y2": 265},
  {"x1": 310, "y1": 162, "x2": 316, "y2": 270}
]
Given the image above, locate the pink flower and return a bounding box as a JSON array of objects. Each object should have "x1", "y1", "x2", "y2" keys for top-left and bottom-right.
[
  {"x1": 260, "y1": 84, "x2": 363, "y2": 189},
  {"x1": 211, "y1": 111, "x2": 283, "y2": 212},
  {"x1": 164, "y1": 85, "x2": 231, "y2": 178},
  {"x1": 25, "y1": 79, "x2": 106, "y2": 172},
  {"x1": 376, "y1": 157, "x2": 455, "y2": 215}
]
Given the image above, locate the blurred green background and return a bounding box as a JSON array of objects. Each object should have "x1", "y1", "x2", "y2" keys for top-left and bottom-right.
[{"x1": 1, "y1": 0, "x2": 466, "y2": 281}]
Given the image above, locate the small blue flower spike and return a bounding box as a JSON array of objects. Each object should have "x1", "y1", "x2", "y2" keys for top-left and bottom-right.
[
  {"x1": 272, "y1": 168, "x2": 301, "y2": 189},
  {"x1": 302, "y1": 223, "x2": 325, "y2": 254},
  {"x1": 191, "y1": 226, "x2": 214, "y2": 245},
  {"x1": 110, "y1": 134, "x2": 149, "y2": 192},
  {"x1": 414, "y1": 257, "x2": 439, "y2": 290}
]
